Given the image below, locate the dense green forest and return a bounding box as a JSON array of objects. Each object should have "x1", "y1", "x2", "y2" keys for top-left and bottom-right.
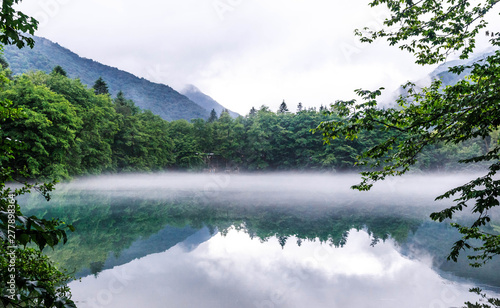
[
  {"x1": 1, "y1": 0, "x2": 499, "y2": 307},
  {"x1": 0, "y1": 63, "x2": 495, "y2": 181},
  {"x1": 2, "y1": 36, "x2": 210, "y2": 121}
]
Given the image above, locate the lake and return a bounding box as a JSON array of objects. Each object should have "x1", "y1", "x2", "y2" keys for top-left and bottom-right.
[{"x1": 21, "y1": 173, "x2": 500, "y2": 308}]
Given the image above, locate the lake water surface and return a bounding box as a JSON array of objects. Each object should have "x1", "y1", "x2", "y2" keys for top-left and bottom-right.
[{"x1": 22, "y1": 173, "x2": 500, "y2": 308}]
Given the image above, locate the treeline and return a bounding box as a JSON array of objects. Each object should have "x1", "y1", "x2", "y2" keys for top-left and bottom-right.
[
  {"x1": 24, "y1": 190, "x2": 428, "y2": 277},
  {"x1": 0, "y1": 67, "x2": 494, "y2": 180}
]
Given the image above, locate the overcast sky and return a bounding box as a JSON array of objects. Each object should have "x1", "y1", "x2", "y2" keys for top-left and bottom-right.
[{"x1": 16, "y1": 0, "x2": 500, "y2": 115}]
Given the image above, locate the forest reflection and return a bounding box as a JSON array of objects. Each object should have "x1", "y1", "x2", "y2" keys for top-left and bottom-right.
[
  {"x1": 21, "y1": 173, "x2": 500, "y2": 291},
  {"x1": 70, "y1": 228, "x2": 485, "y2": 308}
]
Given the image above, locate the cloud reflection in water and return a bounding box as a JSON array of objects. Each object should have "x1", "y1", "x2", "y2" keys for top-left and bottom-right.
[{"x1": 70, "y1": 228, "x2": 486, "y2": 308}]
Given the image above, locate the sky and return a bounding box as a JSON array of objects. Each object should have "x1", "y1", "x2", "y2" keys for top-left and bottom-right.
[{"x1": 15, "y1": 0, "x2": 500, "y2": 115}]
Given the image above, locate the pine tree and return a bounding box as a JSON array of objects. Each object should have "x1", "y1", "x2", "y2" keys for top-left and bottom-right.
[
  {"x1": 114, "y1": 91, "x2": 139, "y2": 116},
  {"x1": 93, "y1": 77, "x2": 109, "y2": 95},
  {"x1": 278, "y1": 100, "x2": 289, "y2": 114},
  {"x1": 297, "y1": 102, "x2": 303, "y2": 112},
  {"x1": 249, "y1": 107, "x2": 257, "y2": 117},
  {"x1": 52, "y1": 65, "x2": 67, "y2": 77},
  {"x1": 208, "y1": 109, "x2": 218, "y2": 123},
  {"x1": 220, "y1": 108, "x2": 229, "y2": 118}
]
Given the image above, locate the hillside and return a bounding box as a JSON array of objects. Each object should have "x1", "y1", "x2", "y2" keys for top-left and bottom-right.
[
  {"x1": 181, "y1": 84, "x2": 239, "y2": 118},
  {"x1": 2, "y1": 36, "x2": 210, "y2": 121},
  {"x1": 388, "y1": 49, "x2": 498, "y2": 105}
]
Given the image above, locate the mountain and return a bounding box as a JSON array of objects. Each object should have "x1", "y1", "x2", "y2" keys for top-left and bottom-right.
[
  {"x1": 181, "y1": 84, "x2": 239, "y2": 118},
  {"x1": 94, "y1": 226, "x2": 215, "y2": 277},
  {"x1": 388, "y1": 49, "x2": 498, "y2": 105},
  {"x1": 2, "y1": 36, "x2": 212, "y2": 121}
]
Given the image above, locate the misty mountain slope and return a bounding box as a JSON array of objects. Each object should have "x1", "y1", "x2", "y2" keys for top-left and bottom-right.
[
  {"x1": 389, "y1": 49, "x2": 498, "y2": 105},
  {"x1": 182, "y1": 84, "x2": 239, "y2": 118},
  {"x1": 429, "y1": 50, "x2": 496, "y2": 85},
  {"x1": 97, "y1": 226, "x2": 214, "y2": 277},
  {"x1": 2, "y1": 36, "x2": 209, "y2": 121}
]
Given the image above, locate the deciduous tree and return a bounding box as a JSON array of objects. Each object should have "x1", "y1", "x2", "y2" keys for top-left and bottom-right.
[
  {"x1": 0, "y1": 0, "x2": 38, "y2": 48},
  {"x1": 316, "y1": 0, "x2": 500, "y2": 295}
]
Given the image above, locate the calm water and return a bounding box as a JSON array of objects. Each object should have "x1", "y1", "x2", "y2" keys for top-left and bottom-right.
[{"x1": 22, "y1": 173, "x2": 500, "y2": 308}]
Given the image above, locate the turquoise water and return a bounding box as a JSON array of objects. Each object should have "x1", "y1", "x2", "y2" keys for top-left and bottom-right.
[{"x1": 22, "y1": 173, "x2": 500, "y2": 307}]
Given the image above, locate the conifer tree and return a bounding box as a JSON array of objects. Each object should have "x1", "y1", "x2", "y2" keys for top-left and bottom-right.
[
  {"x1": 278, "y1": 100, "x2": 289, "y2": 114},
  {"x1": 93, "y1": 77, "x2": 109, "y2": 95},
  {"x1": 52, "y1": 65, "x2": 67, "y2": 77},
  {"x1": 208, "y1": 109, "x2": 218, "y2": 123}
]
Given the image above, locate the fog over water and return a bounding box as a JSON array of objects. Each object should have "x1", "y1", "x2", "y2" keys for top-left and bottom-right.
[
  {"x1": 53, "y1": 172, "x2": 480, "y2": 208},
  {"x1": 21, "y1": 172, "x2": 499, "y2": 307}
]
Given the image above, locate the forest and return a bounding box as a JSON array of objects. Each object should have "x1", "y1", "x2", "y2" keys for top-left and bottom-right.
[
  {"x1": 0, "y1": 0, "x2": 499, "y2": 306},
  {"x1": 2, "y1": 35, "x2": 210, "y2": 121},
  {"x1": 0, "y1": 63, "x2": 495, "y2": 182}
]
